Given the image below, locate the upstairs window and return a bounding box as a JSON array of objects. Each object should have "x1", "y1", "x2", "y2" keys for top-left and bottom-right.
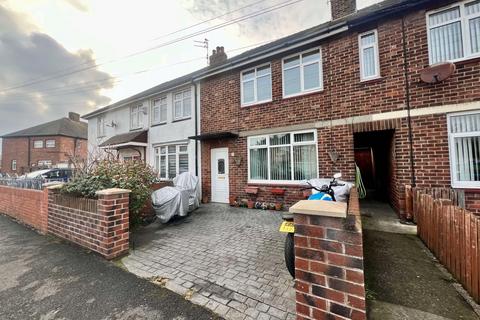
[
  {"x1": 154, "y1": 144, "x2": 189, "y2": 180},
  {"x1": 33, "y1": 140, "x2": 43, "y2": 148},
  {"x1": 11, "y1": 160, "x2": 17, "y2": 171},
  {"x1": 428, "y1": 1, "x2": 480, "y2": 64},
  {"x1": 152, "y1": 97, "x2": 167, "y2": 125},
  {"x1": 248, "y1": 130, "x2": 318, "y2": 183},
  {"x1": 173, "y1": 89, "x2": 191, "y2": 120},
  {"x1": 448, "y1": 111, "x2": 480, "y2": 188},
  {"x1": 46, "y1": 140, "x2": 56, "y2": 148},
  {"x1": 283, "y1": 48, "x2": 323, "y2": 97},
  {"x1": 97, "y1": 115, "x2": 106, "y2": 137},
  {"x1": 241, "y1": 64, "x2": 272, "y2": 106},
  {"x1": 359, "y1": 30, "x2": 380, "y2": 81},
  {"x1": 130, "y1": 104, "x2": 144, "y2": 129}
]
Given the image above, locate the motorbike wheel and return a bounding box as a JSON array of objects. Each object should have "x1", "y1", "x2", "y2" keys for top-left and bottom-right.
[{"x1": 284, "y1": 233, "x2": 295, "y2": 278}]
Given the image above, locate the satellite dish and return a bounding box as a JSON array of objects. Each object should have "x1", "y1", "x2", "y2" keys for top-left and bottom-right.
[{"x1": 420, "y1": 62, "x2": 456, "y2": 84}]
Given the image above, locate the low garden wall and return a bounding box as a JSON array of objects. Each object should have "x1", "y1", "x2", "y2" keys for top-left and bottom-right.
[{"x1": 0, "y1": 184, "x2": 130, "y2": 260}]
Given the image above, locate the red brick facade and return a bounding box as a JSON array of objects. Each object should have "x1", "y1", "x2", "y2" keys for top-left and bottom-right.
[
  {"x1": 1, "y1": 136, "x2": 87, "y2": 175},
  {"x1": 200, "y1": 1, "x2": 480, "y2": 214}
]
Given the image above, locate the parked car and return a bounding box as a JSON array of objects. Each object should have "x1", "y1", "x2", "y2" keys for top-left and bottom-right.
[{"x1": 21, "y1": 168, "x2": 73, "y2": 182}]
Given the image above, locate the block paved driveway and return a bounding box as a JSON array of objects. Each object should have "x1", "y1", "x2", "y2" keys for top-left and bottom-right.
[{"x1": 122, "y1": 203, "x2": 296, "y2": 320}]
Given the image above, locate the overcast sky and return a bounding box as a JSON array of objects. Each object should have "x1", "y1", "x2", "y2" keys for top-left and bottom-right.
[{"x1": 0, "y1": 0, "x2": 382, "y2": 141}]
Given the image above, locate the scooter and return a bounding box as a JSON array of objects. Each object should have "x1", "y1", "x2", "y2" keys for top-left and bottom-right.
[{"x1": 280, "y1": 173, "x2": 344, "y2": 278}]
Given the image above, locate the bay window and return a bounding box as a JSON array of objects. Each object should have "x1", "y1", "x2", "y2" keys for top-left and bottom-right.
[
  {"x1": 130, "y1": 104, "x2": 144, "y2": 129},
  {"x1": 154, "y1": 144, "x2": 189, "y2": 180},
  {"x1": 427, "y1": 1, "x2": 480, "y2": 64},
  {"x1": 448, "y1": 111, "x2": 480, "y2": 188},
  {"x1": 241, "y1": 64, "x2": 272, "y2": 106},
  {"x1": 282, "y1": 48, "x2": 323, "y2": 97},
  {"x1": 173, "y1": 89, "x2": 191, "y2": 120},
  {"x1": 359, "y1": 30, "x2": 380, "y2": 81},
  {"x1": 248, "y1": 130, "x2": 318, "y2": 183},
  {"x1": 152, "y1": 96, "x2": 167, "y2": 125}
]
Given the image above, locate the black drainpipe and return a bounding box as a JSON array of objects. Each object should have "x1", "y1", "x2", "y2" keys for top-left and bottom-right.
[
  {"x1": 402, "y1": 16, "x2": 416, "y2": 187},
  {"x1": 193, "y1": 81, "x2": 199, "y2": 176}
]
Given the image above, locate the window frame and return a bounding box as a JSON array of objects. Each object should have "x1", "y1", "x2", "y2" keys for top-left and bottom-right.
[
  {"x1": 45, "y1": 139, "x2": 56, "y2": 148},
  {"x1": 358, "y1": 29, "x2": 381, "y2": 81},
  {"x1": 447, "y1": 110, "x2": 480, "y2": 188},
  {"x1": 11, "y1": 160, "x2": 17, "y2": 171},
  {"x1": 130, "y1": 104, "x2": 144, "y2": 130},
  {"x1": 240, "y1": 63, "x2": 273, "y2": 107},
  {"x1": 37, "y1": 160, "x2": 52, "y2": 167},
  {"x1": 426, "y1": 0, "x2": 480, "y2": 64},
  {"x1": 97, "y1": 115, "x2": 106, "y2": 137},
  {"x1": 282, "y1": 47, "x2": 323, "y2": 99},
  {"x1": 153, "y1": 144, "x2": 189, "y2": 180},
  {"x1": 33, "y1": 140, "x2": 44, "y2": 149},
  {"x1": 247, "y1": 129, "x2": 319, "y2": 184},
  {"x1": 173, "y1": 89, "x2": 192, "y2": 121},
  {"x1": 151, "y1": 96, "x2": 168, "y2": 126}
]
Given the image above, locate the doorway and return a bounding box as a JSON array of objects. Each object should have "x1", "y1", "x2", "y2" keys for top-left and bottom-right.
[
  {"x1": 211, "y1": 148, "x2": 229, "y2": 203},
  {"x1": 354, "y1": 130, "x2": 394, "y2": 202}
]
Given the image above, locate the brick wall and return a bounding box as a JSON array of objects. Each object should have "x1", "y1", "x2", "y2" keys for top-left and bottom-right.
[
  {"x1": 48, "y1": 188, "x2": 130, "y2": 260},
  {"x1": 199, "y1": 1, "x2": 480, "y2": 213},
  {"x1": 293, "y1": 188, "x2": 366, "y2": 319},
  {"x1": 1, "y1": 136, "x2": 88, "y2": 174},
  {"x1": 0, "y1": 185, "x2": 48, "y2": 233}
]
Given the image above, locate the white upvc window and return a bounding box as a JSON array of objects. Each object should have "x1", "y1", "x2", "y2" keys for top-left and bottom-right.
[
  {"x1": 448, "y1": 111, "x2": 480, "y2": 188},
  {"x1": 359, "y1": 30, "x2": 380, "y2": 81},
  {"x1": 427, "y1": 0, "x2": 480, "y2": 64},
  {"x1": 241, "y1": 64, "x2": 272, "y2": 106},
  {"x1": 33, "y1": 140, "x2": 43, "y2": 148},
  {"x1": 46, "y1": 139, "x2": 56, "y2": 148},
  {"x1": 282, "y1": 48, "x2": 323, "y2": 98},
  {"x1": 11, "y1": 160, "x2": 17, "y2": 171},
  {"x1": 173, "y1": 89, "x2": 191, "y2": 121},
  {"x1": 248, "y1": 130, "x2": 318, "y2": 184},
  {"x1": 130, "y1": 104, "x2": 144, "y2": 130},
  {"x1": 38, "y1": 160, "x2": 52, "y2": 167},
  {"x1": 154, "y1": 144, "x2": 189, "y2": 180},
  {"x1": 151, "y1": 96, "x2": 168, "y2": 125},
  {"x1": 97, "y1": 115, "x2": 106, "y2": 137}
]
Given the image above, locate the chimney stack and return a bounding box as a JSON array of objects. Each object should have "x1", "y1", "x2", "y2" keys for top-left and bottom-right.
[
  {"x1": 68, "y1": 112, "x2": 80, "y2": 122},
  {"x1": 330, "y1": 0, "x2": 356, "y2": 20},
  {"x1": 209, "y1": 46, "x2": 227, "y2": 67}
]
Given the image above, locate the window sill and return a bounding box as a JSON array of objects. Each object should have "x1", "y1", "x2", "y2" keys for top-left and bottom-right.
[
  {"x1": 241, "y1": 99, "x2": 273, "y2": 108},
  {"x1": 129, "y1": 128, "x2": 144, "y2": 132},
  {"x1": 247, "y1": 181, "x2": 307, "y2": 188},
  {"x1": 151, "y1": 122, "x2": 167, "y2": 128},
  {"x1": 282, "y1": 88, "x2": 324, "y2": 100},
  {"x1": 360, "y1": 76, "x2": 383, "y2": 84},
  {"x1": 452, "y1": 55, "x2": 480, "y2": 66},
  {"x1": 172, "y1": 117, "x2": 191, "y2": 123}
]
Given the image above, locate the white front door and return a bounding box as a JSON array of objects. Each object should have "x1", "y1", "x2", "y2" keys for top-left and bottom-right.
[{"x1": 211, "y1": 148, "x2": 229, "y2": 203}]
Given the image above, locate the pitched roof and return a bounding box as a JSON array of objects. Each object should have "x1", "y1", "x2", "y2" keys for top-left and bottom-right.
[
  {"x1": 99, "y1": 130, "x2": 148, "y2": 147},
  {"x1": 2, "y1": 117, "x2": 88, "y2": 139},
  {"x1": 82, "y1": 0, "x2": 443, "y2": 119}
]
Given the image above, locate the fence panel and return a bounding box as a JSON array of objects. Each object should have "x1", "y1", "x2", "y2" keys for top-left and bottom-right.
[{"x1": 411, "y1": 186, "x2": 480, "y2": 304}]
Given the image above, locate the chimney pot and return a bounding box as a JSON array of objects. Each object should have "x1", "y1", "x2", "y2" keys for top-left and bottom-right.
[
  {"x1": 68, "y1": 112, "x2": 80, "y2": 122},
  {"x1": 209, "y1": 45, "x2": 228, "y2": 67},
  {"x1": 331, "y1": 0, "x2": 356, "y2": 20}
]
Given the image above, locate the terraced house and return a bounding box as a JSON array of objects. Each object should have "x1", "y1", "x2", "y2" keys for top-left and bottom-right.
[{"x1": 193, "y1": 0, "x2": 480, "y2": 216}]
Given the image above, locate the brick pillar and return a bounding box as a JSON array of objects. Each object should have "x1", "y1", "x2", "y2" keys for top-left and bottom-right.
[
  {"x1": 43, "y1": 183, "x2": 64, "y2": 234},
  {"x1": 293, "y1": 188, "x2": 366, "y2": 320},
  {"x1": 96, "y1": 188, "x2": 131, "y2": 260}
]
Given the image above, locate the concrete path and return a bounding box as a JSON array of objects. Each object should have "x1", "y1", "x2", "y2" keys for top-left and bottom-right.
[
  {"x1": 361, "y1": 200, "x2": 479, "y2": 320},
  {"x1": 0, "y1": 214, "x2": 220, "y2": 320},
  {"x1": 122, "y1": 204, "x2": 296, "y2": 320}
]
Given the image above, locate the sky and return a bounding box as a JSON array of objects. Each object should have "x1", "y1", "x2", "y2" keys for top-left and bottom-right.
[{"x1": 0, "y1": 0, "x2": 382, "y2": 141}]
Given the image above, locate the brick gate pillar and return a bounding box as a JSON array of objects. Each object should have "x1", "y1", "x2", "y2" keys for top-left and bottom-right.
[{"x1": 292, "y1": 188, "x2": 366, "y2": 320}]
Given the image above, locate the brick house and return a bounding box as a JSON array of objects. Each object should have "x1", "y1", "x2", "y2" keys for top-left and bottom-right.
[
  {"x1": 1, "y1": 112, "x2": 88, "y2": 175},
  {"x1": 191, "y1": 0, "x2": 480, "y2": 216}
]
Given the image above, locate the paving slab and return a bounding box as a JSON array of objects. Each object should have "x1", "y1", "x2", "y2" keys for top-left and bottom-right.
[{"x1": 122, "y1": 203, "x2": 296, "y2": 320}]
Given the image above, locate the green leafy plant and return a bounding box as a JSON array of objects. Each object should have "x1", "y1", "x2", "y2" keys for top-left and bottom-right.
[{"x1": 62, "y1": 160, "x2": 157, "y2": 226}]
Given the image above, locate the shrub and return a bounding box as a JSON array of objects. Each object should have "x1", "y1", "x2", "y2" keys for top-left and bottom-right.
[{"x1": 62, "y1": 160, "x2": 157, "y2": 226}]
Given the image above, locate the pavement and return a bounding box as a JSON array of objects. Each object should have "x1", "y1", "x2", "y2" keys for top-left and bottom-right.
[
  {"x1": 361, "y1": 200, "x2": 479, "y2": 320},
  {"x1": 122, "y1": 203, "x2": 296, "y2": 320},
  {"x1": 0, "y1": 214, "x2": 220, "y2": 320}
]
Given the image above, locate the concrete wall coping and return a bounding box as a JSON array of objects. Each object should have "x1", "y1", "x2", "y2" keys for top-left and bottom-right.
[
  {"x1": 289, "y1": 200, "x2": 347, "y2": 218},
  {"x1": 96, "y1": 188, "x2": 131, "y2": 196},
  {"x1": 45, "y1": 182, "x2": 65, "y2": 190}
]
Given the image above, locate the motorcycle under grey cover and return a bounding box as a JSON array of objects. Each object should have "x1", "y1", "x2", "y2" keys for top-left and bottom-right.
[
  {"x1": 151, "y1": 173, "x2": 200, "y2": 223},
  {"x1": 307, "y1": 178, "x2": 354, "y2": 203}
]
